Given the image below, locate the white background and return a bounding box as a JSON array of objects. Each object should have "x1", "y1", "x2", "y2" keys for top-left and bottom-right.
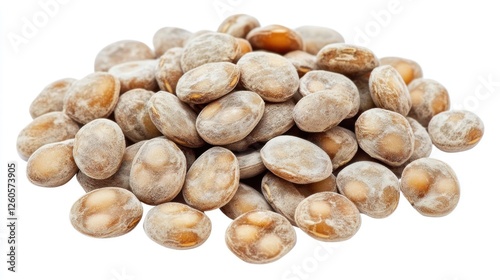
[{"x1": 1, "y1": 1, "x2": 499, "y2": 280}]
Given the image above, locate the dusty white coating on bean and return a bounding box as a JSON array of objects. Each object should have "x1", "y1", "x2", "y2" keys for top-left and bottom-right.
[
  {"x1": 428, "y1": 110, "x2": 484, "y2": 152},
  {"x1": 196, "y1": 90, "x2": 265, "y2": 145},
  {"x1": 70, "y1": 187, "x2": 143, "y2": 238},
  {"x1": 294, "y1": 192, "x2": 361, "y2": 241},
  {"x1": 29, "y1": 78, "x2": 77, "y2": 118},
  {"x1": 129, "y1": 137, "x2": 186, "y2": 205},
  {"x1": 152, "y1": 27, "x2": 192, "y2": 57},
  {"x1": 63, "y1": 72, "x2": 120, "y2": 124},
  {"x1": 236, "y1": 148, "x2": 266, "y2": 179},
  {"x1": 183, "y1": 147, "x2": 240, "y2": 211},
  {"x1": 176, "y1": 62, "x2": 240, "y2": 104},
  {"x1": 148, "y1": 91, "x2": 205, "y2": 148},
  {"x1": 369, "y1": 65, "x2": 412, "y2": 116},
  {"x1": 94, "y1": 40, "x2": 154, "y2": 72},
  {"x1": 220, "y1": 183, "x2": 272, "y2": 220},
  {"x1": 401, "y1": 158, "x2": 460, "y2": 217},
  {"x1": 73, "y1": 119, "x2": 126, "y2": 180},
  {"x1": 260, "y1": 135, "x2": 333, "y2": 184},
  {"x1": 77, "y1": 141, "x2": 146, "y2": 192},
  {"x1": 237, "y1": 51, "x2": 299, "y2": 102},
  {"x1": 217, "y1": 14, "x2": 261, "y2": 38},
  {"x1": 406, "y1": 117, "x2": 433, "y2": 161},
  {"x1": 308, "y1": 126, "x2": 358, "y2": 170},
  {"x1": 26, "y1": 139, "x2": 77, "y2": 188},
  {"x1": 353, "y1": 73, "x2": 375, "y2": 113},
  {"x1": 316, "y1": 43, "x2": 379, "y2": 77},
  {"x1": 181, "y1": 32, "x2": 240, "y2": 72},
  {"x1": 155, "y1": 47, "x2": 184, "y2": 93},
  {"x1": 407, "y1": 78, "x2": 450, "y2": 127},
  {"x1": 337, "y1": 161, "x2": 400, "y2": 218},
  {"x1": 295, "y1": 25, "x2": 345, "y2": 55},
  {"x1": 17, "y1": 111, "x2": 80, "y2": 161},
  {"x1": 143, "y1": 202, "x2": 211, "y2": 249},
  {"x1": 355, "y1": 108, "x2": 414, "y2": 166},
  {"x1": 225, "y1": 210, "x2": 296, "y2": 264},
  {"x1": 299, "y1": 70, "x2": 360, "y2": 118},
  {"x1": 108, "y1": 59, "x2": 159, "y2": 93},
  {"x1": 380, "y1": 56, "x2": 423, "y2": 85}
]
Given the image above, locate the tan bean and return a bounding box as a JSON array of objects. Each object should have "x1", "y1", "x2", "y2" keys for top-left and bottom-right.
[
  {"x1": 428, "y1": 110, "x2": 484, "y2": 152},
  {"x1": 225, "y1": 210, "x2": 296, "y2": 264},
  {"x1": 308, "y1": 126, "x2": 358, "y2": 170},
  {"x1": 181, "y1": 32, "x2": 240, "y2": 72},
  {"x1": 355, "y1": 108, "x2": 414, "y2": 166},
  {"x1": 293, "y1": 89, "x2": 351, "y2": 132},
  {"x1": 246, "y1": 24, "x2": 303, "y2": 54},
  {"x1": 284, "y1": 50, "x2": 318, "y2": 77},
  {"x1": 26, "y1": 139, "x2": 77, "y2": 188},
  {"x1": 237, "y1": 51, "x2": 299, "y2": 102},
  {"x1": 369, "y1": 65, "x2": 412, "y2": 116},
  {"x1": 316, "y1": 43, "x2": 379, "y2": 77},
  {"x1": 144, "y1": 202, "x2": 211, "y2": 249},
  {"x1": 295, "y1": 192, "x2": 361, "y2": 241},
  {"x1": 70, "y1": 187, "x2": 143, "y2": 238},
  {"x1": 196, "y1": 90, "x2": 265, "y2": 145},
  {"x1": 77, "y1": 141, "x2": 145, "y2": 192},
  {"x1": 94, "y1": 40, "x2": 154, "y2": 72},
  {"x1": 73, "y1": 119, "x2": 126, "y2": 180},
  {"x1": 295, "y1": 25, "x2": 345, "y2": 55},
  {"x1": 221, "y1": 183, "x2": 272, "y2": 220},
  {"x1": 353, "y1": 73, "x2": 375, "y2": 113},
  {"x1": 108, "y1": 59, "x2": 159, "y2": 93},
  {"x1": 148, "y1": 91, "x2": 205, "y2": 148},
  {"x1": 152, "y1": 27, "x2": 192, "y2": 57},
  {"x1": 183, "y1": 147, "x2": 239, "y2": 211},
  {"x1": 401, "y1": 158, "x2": 460, "y2": 217},
  {"x1": 380, "y1": 56, "x2": 423, "y2": 85},
  {"x1": 176, "y1": 62, "x2": 240, "y2": 104},
  {"x1": 337, "y1": 161, "x2": 400, "y2": 218},
  {"x1": 406, "y1": 117, "x2": 433, "y2": 161},
  {"x1": 299, "y1": 70, "x2": 360, "y2": 118},
  {"x1": 260, "y1": 135, "x2": 333, "y2": 184},
  {"x1": 408, "y1": 78, "x2": 450, "y2": 127},
  {"x1": 114, "y1": 89, "x2": 162, "y2": 143},
  {"x1": 29, "y1": 78, "x2": 76, "y2": 118},
  {"x1": 63, "y1": 72, "x2": 120, "y2": 124},
  {"x1": 129, "y1": 137, "x2": 186, "y2": 205},
  {"x1": 155, "y1": 47, "x2": 184, "y2": 94},
  {"x1": 235, "y1": 38, "x2": 253, "y2": 61},
  {"x1": 236, "y1": 148, "x2": 266, "y2": 179},
  {"x1": 17, "y1": 111, "x2": 80, "y2": 161},
  {"x1": 217, "y1": 14, "x2": 261, "y2": 38}
]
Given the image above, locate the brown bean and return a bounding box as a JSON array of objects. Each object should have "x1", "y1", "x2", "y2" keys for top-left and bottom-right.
[
  {"x1": 148, "y1": 91, "x2": 205, "y2": 148},
  {"x1": 181, "y1": 32, "x2": 240, "y2": 72},
  {"x1": 73, "y1": 119, "x2": 126, "y2": 180},
  {"x1": 308, "y1": 126, "x2": 358, "y2": 170},
  {"x1": 155, "y1": 47, "x2": 184, "y2": 94},
  {"x1": 316, "y1": 43, "x2": 379, "y2": 77},
  {"x1": 284, "y1": 50, "x2": 318, "y2": 77},
  {"x1": 225, "y1": 210, "x2": 296, "y2": 264},
  {"x1": 380, "y1": 56, "x2": 423, "y2": 85},
  {"x1": 407, "y1": 78, "x2": 450, "y2": 127},
  {"x1": 108, "y1": 59, "x2": 159, "y2": 93},
  {"x1": 237, "y1": 51, "x2": 299, "y2": 102},
  {"x1": 355, "y1": 108, "x2": 414, "y2": 166},
  {"x1": 144, "y1": 202, "x2": 211, "y2": 249},
  {"x1": 235, "y1": 38, "x2": 253, "y2": 61},
  {"x1": 246, "y1": 24, "x2": 303, "y2": 54},
  {"x1": 260, "y1": 135, "x2": 333, "y2": 184},
  {"x1": 70, "y1": 187, "x2": 143, "y2": 238},
  {"x1": 220, "y1": 183, "x2": 272, "y2": 220},
  {"x1": 76, "y1": 140, "x2": 145, "y2": 192},
  {"x1": 369, "y1": 65, "x2": 412, "y2": 116},
  {"x1": 26, "y1": 139, "x2": 77, "y2": 188},
  {"x1": 337, "y1": 161, "x2": 400, "y2": 218},
  {"x1": 17, "y1": 111, "x2": 80, "y2": 161},
  {"x1": 427, "y1": 110, "x2": 484, "y2": 152},
  {"x1": 94, "y1": 40, "x2": 154, "y2": 72},
  {"x1": 29, "y1": 78, "x2": 76, "y2": 118},
  {"x1": 196, "y1": 90, "x2": 265, "y2": 145},
  {"x1": 217, "y1": 14, "x2": 261, "y2": 38},
  {"x1": 183, "y1": 147, "x2": 239, "y2": 211},
  {"x1": 63, "y1": 72, "x2": 120, "y2": 124},
  {"x1": 295, "y1": 192, "x2": 361, "y2": 242},
  {"x1": 129, "y1": 137, "x2": 186, "y2": 205},
  {"x1": 401, "y1": 158, "x2": 460, "y2": 217},
  {"x1": 152, "y1": 27, "x2": 192, "y2": 57},
  {"x1": 176, "y1": 62, "x2": 240, "y2": 104},
  {"x1": 114, "y1": 89, "x2": 162, "y2": 143},
  {"x1": 295, "y1": 25, "x2": 345, "y2": 55}
]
